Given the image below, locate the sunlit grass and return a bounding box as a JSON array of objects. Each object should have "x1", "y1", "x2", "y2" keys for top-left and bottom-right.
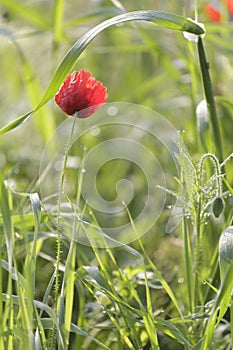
[{"x1": 0, "y1": 0, "x2": 233, "y2": 349}]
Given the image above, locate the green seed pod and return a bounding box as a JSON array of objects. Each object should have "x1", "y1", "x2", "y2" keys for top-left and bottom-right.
[
  {"x1": 219, "y1": 226, "x2": 233, "y2": 280},
  {"x1": 218, "y1": 227, "x2": 233, "y2": 320},
  {"x1": 212, "y1": 197, "x2": 224, "y2": 218}
]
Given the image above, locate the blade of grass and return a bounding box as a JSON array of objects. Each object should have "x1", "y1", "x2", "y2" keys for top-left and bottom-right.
[
  {"x1": 125, "y1": 204, "x2": 184, "y2": 319},
  {"x1": 0, "y1": 28, "x2": 56, "y2": 144},
  {"x1": 0, "y1": 227, "x2": 3, "y2": 349},
  {"x1": 0, "y1": 178, "x2": 14, "y2": 349},
  {"x1": 63, "y1": 242, "x2": 76, "y2": 347},
  {"x1": 53, "y1": 0, "x2": 65, "y2": 48},
  {"x1": 0, "y1": 11, "x2": 204, "y2": 134},
  {"x1": 231, "y1": 296, "x2": 233, "y2": 350},
  {"x1": 0, "y1": 0, "x2": 50, "y2": 30},
  {"x1": 38, "y1": 10, "x2": 205, "y2": 109},
  {"x1": 182, "y1": 215, "x2": 194, "y2": 314},
  {"x1": 141, "y1": 264, "x2": 160, "y2": 349},
  {"x1": 0, "y1": 111, "x2": 33, "y2": 135},
  {"x1": 70, "y1": 323, "x2": 111, "y2": 350},
  {"x1": 197, "y1": 37, "x2": 224, "y2": 163},
  {"x1": 200, "y1": 262, "x2": 233, "y2": 350}
]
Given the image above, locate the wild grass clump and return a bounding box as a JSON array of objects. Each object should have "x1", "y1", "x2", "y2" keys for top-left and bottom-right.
[{"x1": 0, "y1": 1, "x2": 233, "y2": 349}]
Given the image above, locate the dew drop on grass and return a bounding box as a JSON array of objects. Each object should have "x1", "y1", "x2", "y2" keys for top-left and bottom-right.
[
  {"x1": 81, "y1": 168, "x2": 86, "y2": 174},
  {"x1": 107, "y1": 105, "x2": 118, "y2": 116},
  {"x1": 90, "y1": 126, "x2": 101, "y2": 136}
]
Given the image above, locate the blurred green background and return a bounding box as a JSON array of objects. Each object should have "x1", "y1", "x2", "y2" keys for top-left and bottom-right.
[
  {"x1": 1, "y1": 0, "x2": 233, "y2": 270},
  {"x1": 0, "y1": 2, "x2": 233, "y2": 347}
]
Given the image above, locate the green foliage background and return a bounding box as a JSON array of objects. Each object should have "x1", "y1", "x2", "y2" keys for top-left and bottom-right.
[{"x1": 0, "y1": 0, "x2": 233, "y2": 349}]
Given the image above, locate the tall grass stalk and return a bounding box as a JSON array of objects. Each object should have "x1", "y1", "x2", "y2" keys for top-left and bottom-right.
[
  {"x1": 182, "y1": 216, "x2": 194, "y2": 314},
  {"x1": 197, "y1": 37, "x2": 224, "y2": 163}
]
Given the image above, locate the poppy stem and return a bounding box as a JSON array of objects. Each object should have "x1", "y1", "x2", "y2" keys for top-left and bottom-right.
[
  {"x1": 52, "y1": 116, "x2": 77, "y2": 348},
  {"x1": 197, "y1": 37, "x2": 224, "y2": 164}
]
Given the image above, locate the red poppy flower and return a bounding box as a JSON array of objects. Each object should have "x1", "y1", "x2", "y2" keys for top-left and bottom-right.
[
  {"x1": 204, "y1": 0, "x2": 233, "y2": 22},
  {"x1": 204, "y1": 3, "x2": 221, "y2": 22},
  {"x1": 227, "y1": 0, "x2": 233, "y2": 15},
  {"x1": 55, "y1": 70, "x2": 107, "y2": 118}
]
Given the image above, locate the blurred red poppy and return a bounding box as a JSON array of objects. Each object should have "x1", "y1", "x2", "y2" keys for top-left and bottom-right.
[
  {"x1": 55, "y1": 70, "x2": 107, "y2": 118},
  {"x1": 204, "y1": 0, "x2": 233, "y2": 22},
  {"x1": 204, "y1": 3, "x2": 221, "y2": 21}
]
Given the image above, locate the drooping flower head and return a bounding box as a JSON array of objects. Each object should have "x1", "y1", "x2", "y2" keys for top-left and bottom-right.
[{"x1": 55, "y1": 69, "x2": 107, "y2": 118}]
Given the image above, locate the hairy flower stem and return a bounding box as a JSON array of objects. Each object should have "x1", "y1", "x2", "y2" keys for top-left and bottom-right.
[
  {"x1": 50, "y1": 116, "x2": 77, "y2": 349},
  {"x1": 197, "y1": 37, "x2": 224, "y2": 164}
]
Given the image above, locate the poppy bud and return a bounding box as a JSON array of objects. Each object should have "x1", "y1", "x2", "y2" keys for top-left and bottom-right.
[
  {"x1": 219, "y1": 226, "x2": 233, "y2": 279},
  {"x1": 212, "y1": 197, "x2": 224, "y2": 218}
]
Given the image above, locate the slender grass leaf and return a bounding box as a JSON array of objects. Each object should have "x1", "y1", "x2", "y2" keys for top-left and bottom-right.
[
  {"x1": 1, "y1": 259, "x2": 23, "y2": 282},
  {"x1": 139, "y1": 241, "x2": 183, "y2": 318},
  {"x1": 70, "y1": 323, "x2": 111, "y2": 349},
  {"x1": 154, "y1": 317, "x2": 191, "y2": 347},
  {"x1": 63, "y1": 242, "x2": 76, "y2": 341},
  {"x1": 0, "y1": 0, "x2": 50, "y2": 30},
  {"x1": 0, "y1": 235, "x2": 2, "y2": 349},
  {"x1": 2, "y1": 293, "x2": 65, "y2": 345},
  {"x1": 0, "y1": 179, "x2": 13, "y2": 250},
  {"x1": 143, "y1": 267, "x2": 159, "y2": 347},
  {"x1": 53, "y1": 0, "x2": 65, "y2": 46},
  {"x1": 0, "y1": 111, "x2": 33, "y2": 135},
  {"x1": 200, "y1": 263, "x2": 233, "y2": 350},
  {"x1": 0, "y1": 11, "x2": 204, "y2": 134},
  {"x1": 38, "y1": 11, "x2": 205, "y2": 108},
  {"x1": 2, "y1": 293, "x2": 56, "y2": 323},
  {"x1": 39, "y1": 271, "x2": 56, "y2": 318},
  {"x1": 34, "y1": 308, "x2": 44, "y2": 350},
  {"x1": 0, "y1": 26, "x2": 55, "y2": 141},
  {"x1": 82, "y1": 266, "x2": 110, "y2": 290}
]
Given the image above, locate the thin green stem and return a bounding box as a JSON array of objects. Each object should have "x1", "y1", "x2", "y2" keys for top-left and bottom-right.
[
  {"x1": 194, "y1": 227, "x2": 200, "y2": 308},
  {"x1": 194, "y1": 196, "x2": 202, "y2": 308},
  {"x1": 50, "y1": 116, "x2": 77, "y2": 349},
  {"x1": 182, "y1": 216, "x2": 194, "y2": 314},
  {"x1": 197, "y1": 37, "x2": 224, "y2": 164}
]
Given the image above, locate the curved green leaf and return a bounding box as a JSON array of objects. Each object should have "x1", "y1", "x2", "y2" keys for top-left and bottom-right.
[
  {"x1": 0, "y1": 11, "x2": 204, "y2": 134},
  {"x1": 39, "y1": 11, "x2": 204, "y2": 108},
  {"x1": 0, "y1": 111, "x2": 32, "y2": 135}
]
